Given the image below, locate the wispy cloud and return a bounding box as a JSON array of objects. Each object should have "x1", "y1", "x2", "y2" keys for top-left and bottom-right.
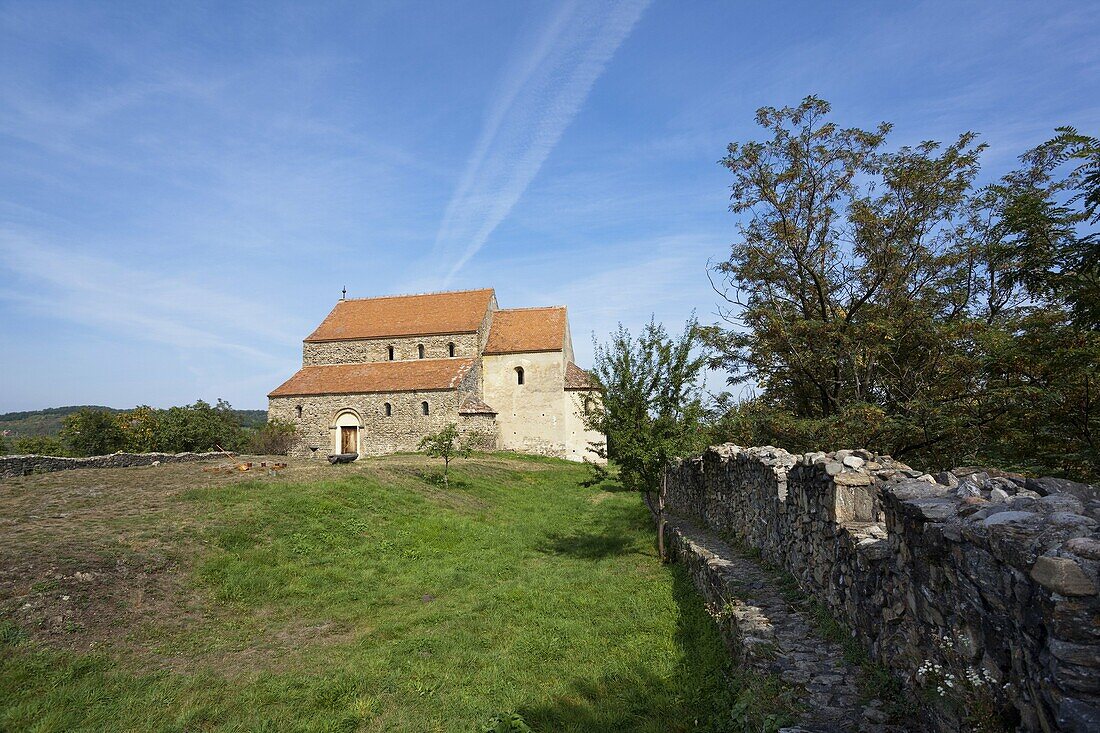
[
  {"x1": 433, "y1": 0, "x2": 650, "y2": 283},
  {"x1": 0, "y1": 230, "x2": 301, "y2": 365}
]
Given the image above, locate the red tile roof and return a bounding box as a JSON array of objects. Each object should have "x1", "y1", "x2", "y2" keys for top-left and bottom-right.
[
  {"x1": 483, "y1": 307, "x2": 566, "y2": 355},
  {"x1": 304, "y1": 289, "x2": 495, "y2": 342},
  {"x1": 269, "y1": 358, "x2": 474, "y2": 397},
  {"x1": 564, "y1": 362, "x2": 597, "y2": 391}
]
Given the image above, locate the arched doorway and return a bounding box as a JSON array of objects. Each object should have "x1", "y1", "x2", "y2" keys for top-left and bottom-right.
[{"x1": 332, "y1": 409, "x2": 362, "y2": 456}]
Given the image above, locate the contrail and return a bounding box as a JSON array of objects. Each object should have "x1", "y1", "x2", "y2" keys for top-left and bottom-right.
[{"x1": 434, "y1": 0, "x2": 651, "y2": 284}]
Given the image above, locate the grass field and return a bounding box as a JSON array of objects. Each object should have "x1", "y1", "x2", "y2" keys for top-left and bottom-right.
[{"x1": 0, "y1": 453, "x2": 790, "y2": 732}]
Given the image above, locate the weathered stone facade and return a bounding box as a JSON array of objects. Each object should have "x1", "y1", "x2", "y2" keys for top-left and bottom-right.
[
  {"x1": 665, "y1": 444, "x2": 1100, "y2": 732},
  {"x1": 269, "y1": 390, "x2": 496, "y2": 457},
  {"x1": 269, "y1": 289, "x2": 605, "y2": 462},
  {"x1": 303, "y1": 333, "x2": 483, "y2": 366}
]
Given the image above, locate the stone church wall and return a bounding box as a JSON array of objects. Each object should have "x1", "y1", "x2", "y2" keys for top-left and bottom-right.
[
  {"x1": 269, "y1": 389, "x2": 495, "y2": 458},
  {"x1": 664, "y1": 444, "x2": 1100, "y2": 732},
  {"x1": 302, "y1": 333, "x2": 481, "y2": 365}
]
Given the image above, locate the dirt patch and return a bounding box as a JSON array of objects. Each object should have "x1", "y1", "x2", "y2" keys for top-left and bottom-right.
[{"x1": 0, "y1": 452, "x2": 561, "y2": 671}]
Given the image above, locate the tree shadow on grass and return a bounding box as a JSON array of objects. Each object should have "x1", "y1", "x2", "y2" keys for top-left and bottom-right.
[
  {"x1": 510, "y1": 567, "x2": 768, "y2": 732},
  {"x1": 535, "y1": 502, "x2": 653, "y2": 561}
]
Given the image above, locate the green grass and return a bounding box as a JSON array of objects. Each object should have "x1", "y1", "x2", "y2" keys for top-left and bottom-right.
[{"x1": 0, "y1": 455, "x2": 761, "y2": 732}]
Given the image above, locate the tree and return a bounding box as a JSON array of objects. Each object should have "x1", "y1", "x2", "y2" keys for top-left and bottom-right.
[
  {"x1": 585, "y1": 317, "x2": 707, "y2": 560},
  {"x1": 704, "y1": 96, "x2": 1099, "y2": 479},
  {"x1": 155, "y1": 399, "x2": 245, "y2": 453},
  {"x1": 59, "y1": 408, "x2": 125, "y2": 456},
  {"x1": 418, "y1": 423, "x2": 475, "y2": 487},
  {"x1": 118, "y1": 405, "x2": 161, "y2": 453}
]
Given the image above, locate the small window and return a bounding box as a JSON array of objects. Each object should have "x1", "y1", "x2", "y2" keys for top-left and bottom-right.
[
  {"x1": 384, "y1": 402, "x2": 392, "y2": 417},
  {"x1": 387, "y1": 345, "x2": 395, "y2": 361},
  {"x1": 448, "y1": 342, "x2": 456, "y2": 357},
  {"x1": 295, "y1": 405, "x2": 302, "y2": 419},
  {"x1": 515, "y1": 366, "x2": 525, "y2": 385},
  {"x1": 421, "y1": 401, "x2": 429, "y2": 416},
  {"x1": 417, "y1": 344, "x2": 425, "y2": 359}
]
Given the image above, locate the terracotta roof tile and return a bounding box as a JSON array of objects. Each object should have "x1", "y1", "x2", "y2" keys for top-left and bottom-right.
[
  {"x1": 304, "y1": 289, "x2": 495, "y2": 342},
  {"x1": 483, "y1": 307, "x2": 566, "y2": 355},
  {"x1": 269, "y1": 358, "x2": 474, "y2": 397},
  {"x1": 564, "y1": 362, "x2": 597, "y2": 390},
  {"x1": 459, "y1": 396, "x2": 497, "y2": 415}
]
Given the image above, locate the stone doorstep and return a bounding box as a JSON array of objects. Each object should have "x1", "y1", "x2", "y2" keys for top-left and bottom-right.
[{"x1": 666, "y1": 515, "x2": 908, "y2": 733}]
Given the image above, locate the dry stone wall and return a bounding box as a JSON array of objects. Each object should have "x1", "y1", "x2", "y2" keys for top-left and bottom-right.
[
  {"x1": 0, "y1": 451, "x2": 228, "y2": 479},
  {"x1": 665, "y1": 444, "x2": 1100, "y2": 732}
]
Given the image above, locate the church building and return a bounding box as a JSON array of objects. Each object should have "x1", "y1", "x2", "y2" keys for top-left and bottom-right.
[{"x1": 268, "y1": 288, "x2": 605, "y2": 462}]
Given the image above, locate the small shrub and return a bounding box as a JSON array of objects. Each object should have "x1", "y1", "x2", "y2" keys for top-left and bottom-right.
[{"x1": 247, "y1": 418, "x2": 298, "y2": 455}]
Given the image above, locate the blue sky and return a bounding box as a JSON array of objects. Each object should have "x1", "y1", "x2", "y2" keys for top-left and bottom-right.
[{"x1": 1, "y1": 0, "x2": 1098, "y2": 412}]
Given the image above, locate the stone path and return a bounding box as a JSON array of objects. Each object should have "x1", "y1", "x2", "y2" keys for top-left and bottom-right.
[{"x1": 664, "y1": 515, "x2": 908, "y2": 733}]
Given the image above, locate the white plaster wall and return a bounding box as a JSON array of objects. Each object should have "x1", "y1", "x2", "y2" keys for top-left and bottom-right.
[
  {"x1": 482, "y1": 352, "x2": 569, "y2": 458},
  {"x1": 565, "y1": 391, "x2": 607, "y2": 463}
]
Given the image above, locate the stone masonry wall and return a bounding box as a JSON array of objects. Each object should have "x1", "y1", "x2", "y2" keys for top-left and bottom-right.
[
  {"x1": 0, "y1": 451, "x2": 228, "y2": 479},
  {"x1": 302, "y1": 333, "x2": 481, "y2": 366},
  {"x1": 664, "y1": 444, "x2": 1100, "y2": 732},
  {"x1": 269, "y1": 390, "x2": 496, "y2": 458}
]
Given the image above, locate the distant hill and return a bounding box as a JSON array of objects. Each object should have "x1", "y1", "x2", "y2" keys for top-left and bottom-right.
[{"x1": 0, "y1": 406, "x2": 268, "y2": 438}]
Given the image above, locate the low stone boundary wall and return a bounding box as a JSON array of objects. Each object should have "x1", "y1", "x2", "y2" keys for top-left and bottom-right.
[
  {"x1": 665, "y1": 444, "x2": 1100, "y2": 732},
  {"x1": 0, "y1": 451, "x2": 230, "y2": 479}
]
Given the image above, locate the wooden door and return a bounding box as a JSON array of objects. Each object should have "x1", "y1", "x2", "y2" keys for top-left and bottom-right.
[{"x1": 341, "y1": 426, "x2": 356, "y2": 454}]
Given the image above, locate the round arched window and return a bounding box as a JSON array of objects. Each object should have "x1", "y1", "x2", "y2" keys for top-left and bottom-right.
[
  {"x1": 421, "y1": 401, "x2": 429, "y2": 415},
  {"x1": 515, "y1": 366, "x2": 525, "y2": 385},
  {"x1": 384, "y1": 402, "x2": 392, "y2": 416}
]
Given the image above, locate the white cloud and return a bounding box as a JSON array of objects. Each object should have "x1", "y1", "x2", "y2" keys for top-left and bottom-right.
[
  {"x1": 0, "y1": 230, "x2": 301, "y2": 365},
  {"x1": 433, "y1": 0, "x2": 651, "y2": 284}
]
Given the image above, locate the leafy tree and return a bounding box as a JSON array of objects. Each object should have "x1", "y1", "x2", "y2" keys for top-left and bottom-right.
[
  {"x1": 585, "y1": 318, "x2": 707, "y2": 559},
  {"x1": 155, "y1": 399, "x2": 244, "y2": 453},
  {"x1": 118, "y1": 405, "x2": 161, "y2": 453},
  {"x1": 0, "y1": 432, "x2": 10, "y2": 455},
  {"x1": 12, "y1": 435, "x2": 67, "y2": 456},
  {"x1": 704, "y1": 96, "x2": 1098, "y2": 479},
  {"x1": 418, "y1": 423, "x2": 475, "y2": 487},
  {"x1": 59, "y1": 408, "x2": 125, "y2": 456}
]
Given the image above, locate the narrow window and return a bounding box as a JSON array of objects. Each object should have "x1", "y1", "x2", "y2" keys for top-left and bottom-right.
[
  {"x1": 388, "y1": 345, "x2": 395, "y2": 361},
  {"x1": 448, "y1": 342, "x2": 456, "y2": 357},
  {"x1": 421, "y1": 401, "x2": 429, "y2": 416},
  {"x1": 295, "y1": 405, "x2": 303, "y2": 419},
  {"x1": 515, "y1": 366, "x2": 525, "y2": 385},
  {"x1": 417, "y1": 344, "x2": 425, "y2": 359},
  {"x1": 384, "y1": 402, "x2": 392, "y2": 417}
]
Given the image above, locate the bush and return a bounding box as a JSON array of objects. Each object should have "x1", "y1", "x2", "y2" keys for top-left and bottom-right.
[
  {"x1": 246, "y1": 418, "x2": 297, "y2": 455},
  {"x1": 11, "y1": 435, "x2": 67, "y2": 456},
  {"x1": 59, "y1": 408, "x2": 125, "y2": 456}
]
